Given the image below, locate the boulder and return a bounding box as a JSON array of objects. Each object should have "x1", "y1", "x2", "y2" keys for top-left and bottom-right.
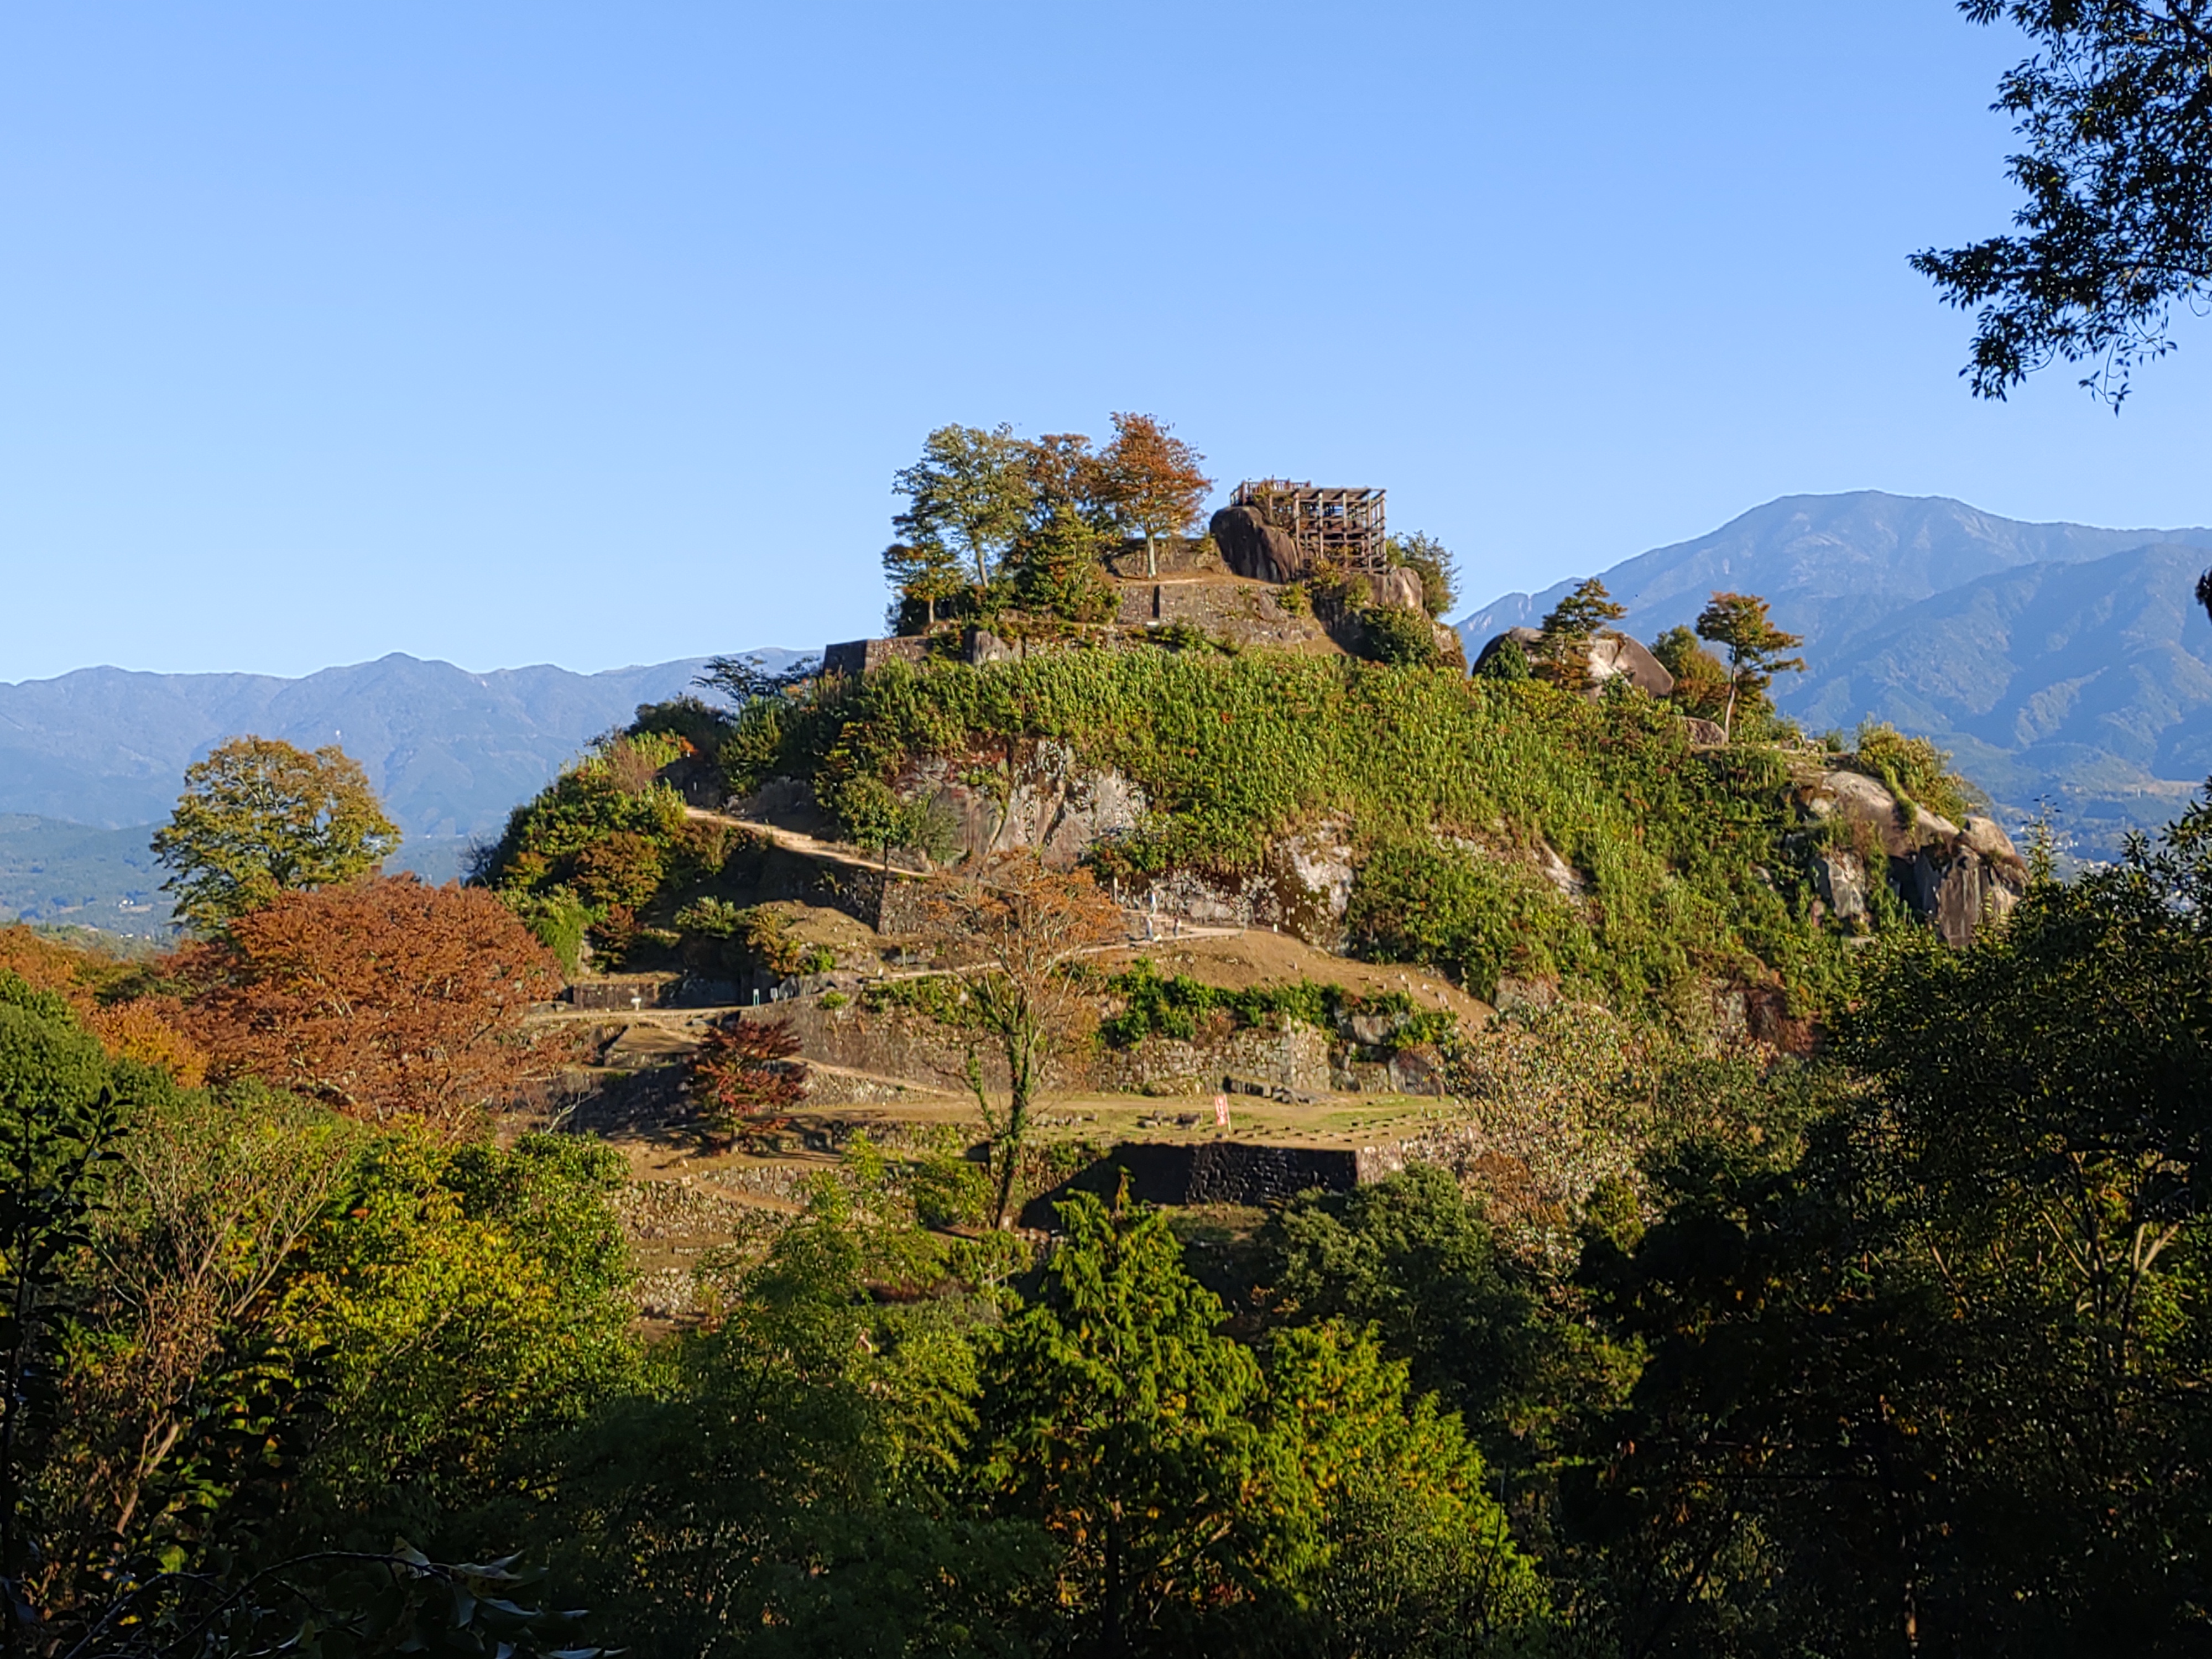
[
  {"x1": 1807, "y1": 769, "x2": 1953, "y2": 860},
  {"x1": 1208, "y1": 505, "x2": 1309, "y2": 582},
  {"x1": 1811, "y1": 849, "x2": 1869, "y2": 922},
  {"x1": 1679, "y1": 715, "x2": 1729, "y2": 745},
  {"x1": 1960, "y1": 815, "x2": 2028, "y2": 877},
  {"x1": 1470, "y1": 627, "x2": 1674, "y2": 697},
  {"x1": 964, "y1": 627, "x2": 1017, "y2": 666},
  {"x1": 1587, "y1": 632, "x2": 1674, "y2": 697},
  {"x1": 1363, "y1": 567, "x2": 1426, "y2": 612},
  {"x1": 1800, "y1": 770, "x2": 2028, "y2": 948},
  {"x1": 1933, "y1": 852, "x2": 2019, "y2": 949}
]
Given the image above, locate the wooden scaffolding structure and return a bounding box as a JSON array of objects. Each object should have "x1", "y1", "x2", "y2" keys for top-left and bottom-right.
[{"x1": 1230, "y1": 481, "x2": 1389, "y2": 572}]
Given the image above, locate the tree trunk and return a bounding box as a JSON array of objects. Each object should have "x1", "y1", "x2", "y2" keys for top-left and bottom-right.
[
  {"x1": 1723, "y1": 677, "x2": 1739, "y2": 743},
  {"x1": 1145, "y1": 532, "x2": 1157, "y2": 579},
  {"x1": 990, "y1": 1065, "x2": 1030, "y2": 1228},
  {"x1": 1104, "y1": 1508, "x2": 1125, "y2": 1658}
]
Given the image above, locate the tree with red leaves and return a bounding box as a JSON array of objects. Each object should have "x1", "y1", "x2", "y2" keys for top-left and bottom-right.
[
  {"x1": 1096, "y1": 413, "x2": 1212, "y2": 580},
  {"x1": 688, "y1": 1015, "x2": 807, "y2": 1147},
  {"x1": 179, "y1": 875, "x2": 567, "y2": 1138}
]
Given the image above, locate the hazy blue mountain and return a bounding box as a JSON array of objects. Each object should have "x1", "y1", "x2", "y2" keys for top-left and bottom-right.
[
  {"x1": 1457, "y1": 492, "x2": 2212, "y2": 856},
  {"x1": 0, "y1": 650, "x2": 800, "y2": 917}
]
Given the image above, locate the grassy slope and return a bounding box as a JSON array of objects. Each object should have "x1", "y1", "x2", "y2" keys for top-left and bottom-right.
[{"x1": 765, "y1": 651, "x2": 1852, "y2": 1016}]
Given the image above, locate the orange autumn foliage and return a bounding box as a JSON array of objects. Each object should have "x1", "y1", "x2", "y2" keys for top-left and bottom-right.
[
  {"x1": 0, "y1": 924, "x2": 206, "y2": 1084},
  {"x1": 0, "y1": 924, "x2": 107, "y2": 1005},
  {"x1": 178, "y1": 875, "x2": 570, "y2": 1136},
  {"x1": 85, "y1": 997, "x2": 210, "y2": 1089}
]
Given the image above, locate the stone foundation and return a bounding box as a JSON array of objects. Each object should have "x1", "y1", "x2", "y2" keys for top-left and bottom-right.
[{"x1": 1019, "y1": 1138, "x2": 1403, "y2": 1225}]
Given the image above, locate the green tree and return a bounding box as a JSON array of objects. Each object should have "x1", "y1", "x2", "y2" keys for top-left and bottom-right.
[
  {"x1": 43, "y1": 1082, "x2": 360, "y2": 1583},
  {"x1": 0, "y1": 973, "x2": 134, "y2": 1640},
  {"x1": 1575, "y1": 800, "x2": 2212, "y2": 1655},
  {"x1": 978, "y1": 1191, "x2": 1265, "y2": 1655},
  {"x1": 1387, "y1": 531, "x2": 1460, "y2": 619},
  {"x1": 1259, "y1": 1322, "x2": 1551, "y2": 1657},
  {"x1": 272, "y1": 1133, "x2": 638, "y2": 1519},
  {"x1": 1694, "y1": 592, "x2": 1805, "y2": 740},
  {"x1": 894, "y1": 424, "x2": 1036, "y2": 596},
  {"x1": 488, "y1": 1181, "x2": 1049, "y2": 1658},
  {"x1": 1650, "y1": 624, "x2": 1731, "y2": 724},
  {"x1": 1538, "y1": 578, "x2": 1626, "y2": 691},
  {"x1": 1009, "y1": 504, "x2": 1115, "y2": 622},
  {"x1": 1914, "y1": 0, "x2": 2212, "y2": 406},
  {"x1": 693, "y1": 652, "x2": 818, "y2": 706},
  {"x1": 1259, "y1": 1166, "x2": 1557, "y2": 1469},
  {"x1": 880, "y1": 539, "x2": 967, "y2": 630},
  {"x1": 152, "y1": 738, "x2": 400, "y2": 931}
]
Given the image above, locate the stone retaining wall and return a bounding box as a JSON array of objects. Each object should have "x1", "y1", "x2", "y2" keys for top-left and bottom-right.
[
  {"x1": 1019, "y1": 1139, "x2": 1366, "y2": 1225},
  {"x1": 1093, "y1": 1022, "x2": 1331, "y2": 1097}
]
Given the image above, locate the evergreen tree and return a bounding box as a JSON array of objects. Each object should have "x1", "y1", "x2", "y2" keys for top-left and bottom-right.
[
  {"x1": 880, "y1": 538, "x2": 965, "y2": 629},
  {"x1": 1537, "y1": 578, "x2": 1626, "y2": 691},
  {"x1": 1694, "y1": 591, "x2": 1805, "y2": 740}
]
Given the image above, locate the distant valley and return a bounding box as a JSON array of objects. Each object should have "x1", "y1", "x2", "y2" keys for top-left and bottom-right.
[
  {"x1": 0, "y1": 651, "x2": 800, "y2": 931},
  {"x1": 1459, "y1": 492, "x2": 2212, "y2": 858}
]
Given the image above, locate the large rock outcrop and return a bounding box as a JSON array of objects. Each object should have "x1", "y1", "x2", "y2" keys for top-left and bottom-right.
[
  {"x1": 1473, "y1": 627, "x2": 1675, "y2": 697},
  {"x1": 895, "y1": 740, "x2": 1147, "y2": 868},
  {"x1": 1363, "y1": 567, "x2": 1426, "y2": 612},
  {"x1": 1208, "y1": 504, "x2": 1310, "y2": 582},
  {"x1": 1799, "y1": 768, "x2": 2029, "y2": 947}
]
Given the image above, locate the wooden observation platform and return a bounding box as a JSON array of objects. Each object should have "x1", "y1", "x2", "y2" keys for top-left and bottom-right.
[{"x1": 1230, "y1": 481, "x2": 1388, "y2": 573}]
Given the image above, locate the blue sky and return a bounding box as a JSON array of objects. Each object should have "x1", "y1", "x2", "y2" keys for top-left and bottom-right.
[{"x1": 7, "y1": 1, "x2": 2211, "y2": 681}]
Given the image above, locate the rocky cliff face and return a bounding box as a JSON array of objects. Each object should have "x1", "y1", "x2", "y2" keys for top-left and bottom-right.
[{"x1": 1795, "y1": 766, "x2": 2028, "y2": 947}]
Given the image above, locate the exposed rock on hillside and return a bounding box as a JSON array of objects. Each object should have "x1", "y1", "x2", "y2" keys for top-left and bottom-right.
[
  {"x1": 894, "y1": 742, "x2": 1147, "y2": 867},
  {"x1": 1473, "y1": 627, "x2": 1675, "y2": 697},
  {"x1": 1363, "y1": 567, "x2": 1427, "y2": 612},
  {"x1": 1209, "y1": 504, "x2": 1311, "y2": 582},
  {"x1": 1797, "y1": 766, "x2": 2027, "y2": 946}
]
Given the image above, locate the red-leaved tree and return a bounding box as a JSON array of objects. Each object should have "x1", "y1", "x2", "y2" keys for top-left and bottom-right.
[
  {"x1": 180, "y1": 876, "x2": 568, "y2": 1138},
  {"x1": 687, "y1": 1015, "x2": 807, "y2": 1147}
]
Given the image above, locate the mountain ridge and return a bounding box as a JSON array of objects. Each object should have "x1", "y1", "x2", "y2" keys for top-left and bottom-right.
[
  {"x1": 0, "y1": 650, "x2": 797, "y2": 917},
  {"x1": 1455, "y1": 492, "x2": 2212, "y2": 855}
]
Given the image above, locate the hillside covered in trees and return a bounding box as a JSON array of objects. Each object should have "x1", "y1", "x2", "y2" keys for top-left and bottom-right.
[{"x1": 6, "y1": 416, "x2": 2206, "y2": 1659}]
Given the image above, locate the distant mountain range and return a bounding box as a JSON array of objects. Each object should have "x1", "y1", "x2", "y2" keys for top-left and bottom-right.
[
  {"x1": 0, "y1": 651, "x2": 801, "y2": 931},
  {"x1": 9, "y1": 492, "x2": 2211, "y2": 935},
  {"x1": 1458, "y1": 493, "x2": 2212, "y2": 858}
]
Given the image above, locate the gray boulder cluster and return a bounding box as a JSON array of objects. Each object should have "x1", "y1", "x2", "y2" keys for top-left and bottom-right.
[
  {"x1": 1798, "y1": 768, "x2": 2027, "y2": 947},
  {"x1": 1206, "y1": 505, "x2": 1427, "y2": 613},
  {"x1": 1472, "y1": 626, "x2": 1677, "y2": 698}
]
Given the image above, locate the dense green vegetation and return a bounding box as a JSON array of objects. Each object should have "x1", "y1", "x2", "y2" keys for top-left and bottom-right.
[
  {"x1": 739, "y1": 650, "x2": 1858, "y2": 1013},
  {"x1": 14, "y1": 794, "x2": 2212, "y2": 1652},
  {"x1": 0, "y1": 967, "x2": 637, "y2": 1655}
]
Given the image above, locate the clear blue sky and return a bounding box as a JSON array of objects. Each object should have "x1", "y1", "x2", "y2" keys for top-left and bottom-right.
[{"x1": 7, "y1": 2, "x2": 2210, "y2": 681}]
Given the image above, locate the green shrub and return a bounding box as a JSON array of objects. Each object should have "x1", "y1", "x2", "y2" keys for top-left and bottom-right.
[
  {"x1": 909, "y1": 1154, "x2": 989, "y2": 1229},
  {"x1": 500, "y1": 886, "x2": 591, "y2": 977},
  {"x1": 630, "y1": 694, "x2": 731, "y2": 753},
  {"x1": 1475, "y1": 635, "x2": 1532, "y2": 682},
  {"x1": 1348, "y1": 841, "x2": 1574, "y2": 1001},
  {"x1": 1849, "y1": 720, "x2": 1985, "y2": 826},
  {"x1": 1101, "y1": 959, "x2": 1333, "y2": 1047},
  {"x1": 474, "y1": 738, "x2": 690, "y2": 901},
  {"x1": 1357, "y1": 606, "x2": 1442, "y2": 667}
]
